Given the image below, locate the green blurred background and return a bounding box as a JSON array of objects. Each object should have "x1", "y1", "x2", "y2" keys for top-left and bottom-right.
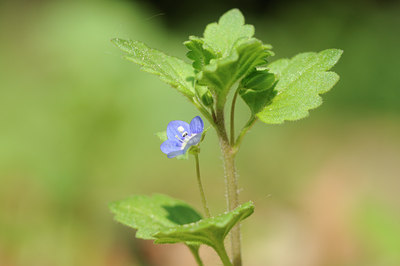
[{"x1": 1, "y1": 0, "x2": 399, "y2": 265}]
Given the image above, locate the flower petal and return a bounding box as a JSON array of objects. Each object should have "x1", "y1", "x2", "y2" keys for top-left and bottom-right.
[
  {"x1": 167, "y1": 120, "x2": 190, "y2": 140},
  {"x1": 187, "y1": 134, "x2": 202, "y2": 147},
  {"x1": 189, "y1": 116, "x2": 204, "y2": 134},
  {"x1": 167, "y1": 149, "x2": 186, "y2": 158},
  {"x1": 160, "y1": 139, "x2": 181, "y2": 154}
]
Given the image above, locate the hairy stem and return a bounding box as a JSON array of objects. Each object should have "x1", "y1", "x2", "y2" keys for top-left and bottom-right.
[
  {"x1": 215, "y1": 106, "x2": 241, "y2": 266},
  {"x1": 194, "y1": 154, "x2": 211, "y2": 218}
]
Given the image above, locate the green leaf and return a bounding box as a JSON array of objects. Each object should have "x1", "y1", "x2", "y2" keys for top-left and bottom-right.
[
  {"x1": 110, "y1": 194, "x2": 253, "y2": 265},
  {"x1": 198, "y1": 38, "x2": 272, "y2": 97},
  {"x1": 239, "y1": 70, "x2": 277, "y2": 114},
  {"x1": 203, "y1": 9, "x2": 254, "y2": 56},
  {"x1": 184, "y1": 36, "x2": 216, "y2": 72},
  {"x1": 153, "y1": 201, "x2": 254, "y2": 247},
  {"x1": 195, "y1": 84, "x2": 214, "y2": 107},
  {"x1": 109, "y1": 194, "x2": 202, "y2": 240},
  {"x1": 112, "y1": 38, "x2": 195, "y2": 98},
  {"x1": 257, "y1": 49, "x2": 342, "y2": 124},
  {"x1": 183, "y1": 9, "x2": 273, "y2": 104}
]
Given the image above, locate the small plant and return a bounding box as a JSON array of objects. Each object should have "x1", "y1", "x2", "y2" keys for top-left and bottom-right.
[{"x1": 109, "y1": 9, "x2": 342, "y2": 266}]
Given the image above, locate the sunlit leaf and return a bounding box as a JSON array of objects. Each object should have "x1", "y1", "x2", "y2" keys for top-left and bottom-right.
[
  {"x1": 203, "y1": 9, "x2": 254, "y2": 57},
  {"x1": 109, "y1": 194, "x2": 202, "y2": 240},
  {"x1": 258, "y1": 49, "x2": 342, "y2": 124},
  {"x1": 112, "y1": 38, "x2": 195, "y2": 98}
]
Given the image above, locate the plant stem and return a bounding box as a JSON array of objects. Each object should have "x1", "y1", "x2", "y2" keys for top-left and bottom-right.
[
  {"x1": 187, "y1": 244, "x2": 204, "y2": 266},
  {"x1": 230, "y1": 88, "x2": 240, "y2": 145},
  {"x1": 194, "y1": 154, "x2": 211, "y2": 218},
  {"x1": 215, "y1": 106, "x2": 242, "y2": 266},
  {"x1": 233, "y1": 116, "x2": 257, "y2": 153},
  {"x1": 213, "y1": 241, "x2": 233, "y2": 266}
]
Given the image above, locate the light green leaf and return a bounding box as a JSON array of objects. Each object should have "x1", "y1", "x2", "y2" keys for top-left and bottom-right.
[
  {"x1": 153, "y1": 201, "x2": 254, "y2": 247},
  {"x1": 112, "y1": 38, "x2": 195, "y2": 98},
  {"x1": 239, "y1": 70, "x2": 276, "y2": 114},
  {"x1": 109, "y1": 194, "x2": 202, "y2": 240},
  {"x1": 198, "y1": 39, "x2": 272, "y2": 97},
  {"x1": 203, "y1": 9, "x2": 254, "y2": 56},
  {"x1": 110, "y1": 194, "x2": 253, "y2": 265},
  {"x1": 184, "y1": 9, "x2": 273, "y2": 103},
  {"x1": 258, "y1": 49, "x2": 342, "y2": 124},
  {"x1": 155, "y1": 131, "x2": 168, "y2": 142}
]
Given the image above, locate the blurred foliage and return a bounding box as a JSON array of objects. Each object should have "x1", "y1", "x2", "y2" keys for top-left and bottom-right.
[{"x1": 0, "y1": 0, "x2": 399, "y2": 265}]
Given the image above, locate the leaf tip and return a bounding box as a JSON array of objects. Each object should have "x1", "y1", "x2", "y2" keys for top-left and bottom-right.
[
  {"x1": 108, "y1": 200, "x2": 118, "y2": 214},
  {"x1": 110, "y1": 38, "x2": 122, "y2": 46}
]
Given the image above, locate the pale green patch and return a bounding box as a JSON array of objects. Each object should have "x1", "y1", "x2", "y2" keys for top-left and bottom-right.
[
  {"x1": 258, "y1": 49, "x2": 343, "y2": 124},
  {"x1": 155, "y1": 131, "x2": 168, "y2": 142}
]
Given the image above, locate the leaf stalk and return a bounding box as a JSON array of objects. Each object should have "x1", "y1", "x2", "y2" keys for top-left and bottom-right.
[
  {"x1": 194, "y1": 154, "x2": 211, "y2": 218},
  {"x1": 230, "y1": 87, "x2": 240, "y2": 145}
]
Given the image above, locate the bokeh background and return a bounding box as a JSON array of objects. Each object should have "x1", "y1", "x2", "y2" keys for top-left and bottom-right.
[{"x1": 1, "y1": 0, "x2": 400, "y2": 265}]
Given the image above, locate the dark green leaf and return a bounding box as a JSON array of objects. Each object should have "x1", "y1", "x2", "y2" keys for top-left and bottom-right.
[{"x1": 239, "y1": 70, "x2": 276, "y2": 114}]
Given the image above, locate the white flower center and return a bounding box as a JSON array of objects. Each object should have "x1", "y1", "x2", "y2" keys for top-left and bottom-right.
[
  {"x1": 180, "y1": 133, "x2": 197, "y2": 150},
  {"x1": 177, "y1": 126, "x2": 185, "y2": 133},
  {"x1": 174, "y1": 132, "x2": 197, "y2": 150}
]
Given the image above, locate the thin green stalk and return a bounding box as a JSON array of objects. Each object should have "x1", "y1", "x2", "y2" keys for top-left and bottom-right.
[
  {"x1": 213, "y1": 242, "x2": 233, "y2": 266},
  {"x1": 233, "y1": 116, "x2": 257, "y2": 153},
  {"x1": 211, "y1": 105, "x2": 217, "y2": 123},
  {"x1": 194, "y1": 100, "x2": 216, "y2": 129},
  {"x1": 194, "y1": 154, "x2": 211, "y2": 218},
  {"x1": 187, "y1": 244, "x2": 204, "y2": 266},
  {"x1": 230, "y1": 88, "x2": 240, "y2": 145}
]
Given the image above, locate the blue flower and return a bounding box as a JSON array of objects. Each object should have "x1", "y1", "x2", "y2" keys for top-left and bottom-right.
[{"x1": 160, "y1": 116, "x2": 204, "y2": 158}]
